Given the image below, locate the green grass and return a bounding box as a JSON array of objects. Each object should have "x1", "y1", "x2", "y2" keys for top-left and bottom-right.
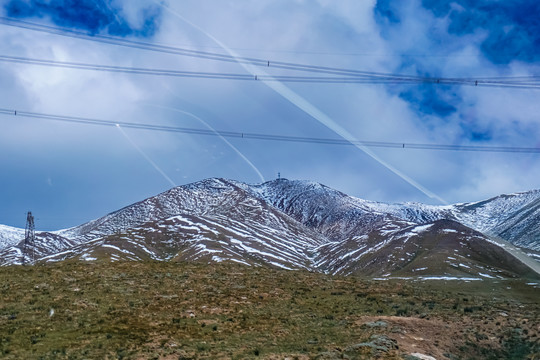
[{"x1": 0, "y1": 261, "x2": 538, "y2": 359}]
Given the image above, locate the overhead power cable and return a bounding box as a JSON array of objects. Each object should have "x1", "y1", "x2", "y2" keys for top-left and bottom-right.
[
  {"x1": 1, "y1": 108, "x2": 539, "y2": 153},
  {"x1": 0, "y1": 54, "x2": 409, "y2": 83},
  {"x1": 2, "y1": 16, "x2": 539, "y2": 89},
  {"x1": 1, "y1": 55, "x2": 539, "y2": 89},
  {"x1": 0, "y1": 16, "x2": 408, "y2": 77}
]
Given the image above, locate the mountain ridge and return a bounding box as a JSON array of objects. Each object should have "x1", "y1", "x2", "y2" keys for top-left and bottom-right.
[{"x1": 1, "y1": 178, "x2": 539, "y2": 279}]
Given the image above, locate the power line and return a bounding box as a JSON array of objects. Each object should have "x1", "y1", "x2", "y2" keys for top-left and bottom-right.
[
  {"x1": 0, "y1": 17, "x2": 519, "y2": 60},
  {"x1": 2, "y1": 16, "x2": 538, "y2": 89},
  {"x1": 0, "y1": 55, "x2": 432, "y2": 84},
  {"x1": 104, "y1": 41, "x2": 490, "y2": 59},
  {"x1": 1, "y1": 54, "x2": 539, "y2": 89},
  {"x1": 0, "y1": 16, "x2": 414, "y2": 78},
  {"x1": 0, "y1": 16, "x2": 393, "y2": 77},
  {"x1": 1, "y1": 107, "x2": 538, "y2": 154}
]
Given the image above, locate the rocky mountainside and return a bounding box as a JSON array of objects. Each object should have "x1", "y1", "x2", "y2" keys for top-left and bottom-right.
[
  {"x1": 1, "y1": 178, "x2": 538, "y2": 279},
  {"x1": 0, "y1": 224, "x2": 24, "y2": 250},
  {"x1": 246, "y1": 179, "x2": 540, "y2": 251},
  {"x1": 452, "y1": 190, "x2": 540, "y2": 250}
]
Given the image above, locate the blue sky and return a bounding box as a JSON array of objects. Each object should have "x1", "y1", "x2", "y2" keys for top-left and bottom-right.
[{"x1": 0, "y1": 0, "x2": 539, "y2": 230}]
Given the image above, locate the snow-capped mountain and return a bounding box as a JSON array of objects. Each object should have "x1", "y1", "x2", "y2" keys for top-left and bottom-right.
[
  {"x1": 0, "y1": 224, "x2": 24, "y2": 250},
  {"x1": 453, "y1": 190, "x2": 540, "y2": 250},
  {"x1": 244, "y1": 179, "x2": 540, "y2": 251},
  {"x1": 0, "y1": 178, "x2": 538, "y2": 279}
]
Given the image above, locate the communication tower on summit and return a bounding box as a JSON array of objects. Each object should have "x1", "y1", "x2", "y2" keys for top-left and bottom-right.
[{"x1": 22, "y1": 211, "x2": 36, "y2": 265}]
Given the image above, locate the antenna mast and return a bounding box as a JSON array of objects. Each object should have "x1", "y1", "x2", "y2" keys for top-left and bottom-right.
[{"x1": 23, "y1": 211, "x2": 36, "y2": 265}]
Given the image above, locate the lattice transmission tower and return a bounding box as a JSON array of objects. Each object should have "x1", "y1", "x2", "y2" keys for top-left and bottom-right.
[{"x1": 22, "y1": 211, "x2": 36, "y2": 265}]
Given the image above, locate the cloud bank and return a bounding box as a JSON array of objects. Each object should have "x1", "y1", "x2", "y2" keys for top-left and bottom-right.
[{"x1": 0, "y1": 0, "x2": 538, "y2": 230}]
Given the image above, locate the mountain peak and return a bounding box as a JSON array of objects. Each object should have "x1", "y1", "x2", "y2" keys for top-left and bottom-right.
[{"x1": 1, "y1": 178, "x2": 538, "y2": 278}]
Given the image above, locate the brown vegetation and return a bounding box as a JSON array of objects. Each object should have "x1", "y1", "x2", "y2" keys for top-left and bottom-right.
[{"x1": 0, "y1": 261, "x2": 538, "y2": 359}]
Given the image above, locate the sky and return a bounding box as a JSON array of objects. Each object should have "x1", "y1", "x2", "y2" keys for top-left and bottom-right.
[{"x1": 0, "y1": 0, "x2": 539, "y2": 231}]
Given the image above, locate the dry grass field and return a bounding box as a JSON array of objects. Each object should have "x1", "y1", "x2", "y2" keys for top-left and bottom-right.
[{"x1": 0, "y1": 261, "x2": 538, "y2": 359}]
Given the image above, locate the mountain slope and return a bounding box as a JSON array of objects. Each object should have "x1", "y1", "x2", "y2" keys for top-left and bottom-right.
[
  {"x1": 490, "y1": 195, "x2": 540, "y2": 249},
  {"x1": 314, "y1": 220, "x2": 536, "y2": 278},
  {"x1": 453, "y1": 190, "x2": 540, "y2": 231},
  {"x1": 247, "y1": 179, "x2": 540, "y2": 251},
  {"x1": 0, "y1": 231, "x2": 76, "y2": 265},
  {"x1": 0, "y1": 178, "x2": 538, "y2": 279},
  {"x1": 43, "y1": 211, "x2": 325, "y2": 270},
  {"x1": 243, "y1": 179, "x2": 394, "y2": 241},
  {"x1": 6, "y1": 179, "x2": 326, "y2": 269},
  {"x1": 0, "y1": 224, "x2": 24, "y2": 250}
]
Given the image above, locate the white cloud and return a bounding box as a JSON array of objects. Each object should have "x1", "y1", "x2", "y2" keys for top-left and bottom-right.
[{"x1": 0, "y1": 0, "x2": 538, "y2": 229}]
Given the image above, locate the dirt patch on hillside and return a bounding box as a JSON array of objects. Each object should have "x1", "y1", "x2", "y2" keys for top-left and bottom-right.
[
  {"x1": 356, "y1": 314, "x2": 537, "y2": 360},
  {"x1": 357, "y1": 316, "x2": 454, "y2": 358}
]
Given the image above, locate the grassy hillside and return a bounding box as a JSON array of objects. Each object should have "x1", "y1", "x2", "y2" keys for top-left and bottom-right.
[{"x1": 0, "y1": 261, "x2": 538, "y2": 359}]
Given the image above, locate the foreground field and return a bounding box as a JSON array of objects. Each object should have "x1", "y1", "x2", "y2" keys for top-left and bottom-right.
[{"x1": 0, "y1": 261, "x2": 538, "y2": 359}]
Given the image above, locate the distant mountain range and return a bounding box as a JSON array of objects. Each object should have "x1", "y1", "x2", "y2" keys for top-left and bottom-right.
[{"x1": 1, "y1": 178, "x2": 539, "y2": 279}]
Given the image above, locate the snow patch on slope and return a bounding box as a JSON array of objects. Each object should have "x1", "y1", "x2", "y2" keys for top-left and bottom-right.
[{"x1": 0, "y1": 225, "x2": 24, "y2": 250}]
